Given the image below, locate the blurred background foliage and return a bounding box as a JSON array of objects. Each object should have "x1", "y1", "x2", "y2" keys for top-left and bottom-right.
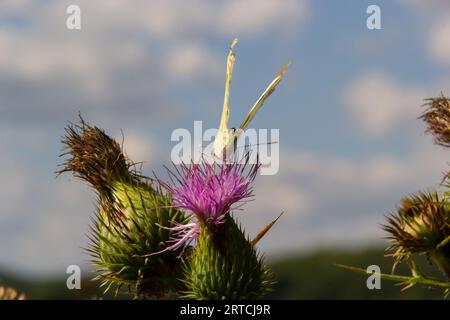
[{"x1": 1, "y1": 247, "x2": 444, "y2": 299}]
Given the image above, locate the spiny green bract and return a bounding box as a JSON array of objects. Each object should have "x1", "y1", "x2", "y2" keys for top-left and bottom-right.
[
  {"x1": 91, "y1": 180, "x2": 186, "y2": 298},
  {"x1": 384, "y1": 191, "x2": 450, "y2": 263},
  {"x1": 182, "y1": 217, "x2": 273, "y2": 300},
  {"x1": 384, "y1": 190, "x2": 450, "y2": 282}
]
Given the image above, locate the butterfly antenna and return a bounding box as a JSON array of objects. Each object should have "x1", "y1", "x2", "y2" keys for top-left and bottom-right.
[{"x1": 234, "y1": 140, "x2": 279, "y2": 151}]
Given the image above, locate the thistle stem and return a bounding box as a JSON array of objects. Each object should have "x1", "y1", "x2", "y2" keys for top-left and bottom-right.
[
  {"x1": 336, "y1": 264, "x2": 450, "y2": 289},
  {"x1": 432, "y1": 250, "x2": 450, "y2": 281}
]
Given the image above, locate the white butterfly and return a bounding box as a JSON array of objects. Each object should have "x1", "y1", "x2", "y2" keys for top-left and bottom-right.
[{"x1": 213, "y1": 38, "x2": 290, "y2": 159}]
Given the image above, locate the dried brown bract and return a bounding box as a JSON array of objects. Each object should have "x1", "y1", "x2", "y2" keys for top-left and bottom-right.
[
  {"x1": 421, "y1": 95, "x2": 450, "y2": 148},
  {"x1": 57, "y1": 116, "x2": 141, "y2": 193}
]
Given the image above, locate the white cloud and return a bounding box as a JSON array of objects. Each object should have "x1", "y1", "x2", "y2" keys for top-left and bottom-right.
[
  {"x1": 0, "y1": 0, "x2": 309, "y2": 83},
  {"x1": 80, "y1": 0, "x2": 309, "y2": 38},
  {"x1": 219, "y1": 0, "x2": 309, "y2": 36},
  {"x1": 0, "y1": 0, "x2": 309, "y2": 128},
  {"x1": 0, "y1": 29, "x2": 108, "y2": 95},
  {"x1": 344, "y1": 72, "x2": 425, "y2": 137},
  {"x1": 121, "y1": 131, "x2": 161, "y2": 165},
  {"x1": 399, "y1": 1, "x2": 450, "y2": 67},
  {"x1": 428, "y1": 13, "x2": 450, "y2": 66},
  {"x1": 0, "y1": 0, "x2": 34, "y2": 11},
  {"x1": 165, "y1": 43, "x2": 223, "y2": 81},
  {"x1": 248, "y1": 180, "x2": 312, "y2": 222}
]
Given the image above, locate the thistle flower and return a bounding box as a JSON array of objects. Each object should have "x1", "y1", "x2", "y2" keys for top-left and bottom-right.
[
  {"x1": 149, "y1": 157, "x2": 273, "y2": 299},
  {"x1": 420, "y1": 95, "x2": 450, "y2": 148},
  {"x1": 154, "y1": 157, "x2": 260, "y2": 252},
  {"x1": 384, "y1": 191, "x2": 450, "y2": 279}
]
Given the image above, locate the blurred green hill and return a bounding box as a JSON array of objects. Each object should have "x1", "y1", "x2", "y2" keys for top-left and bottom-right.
[
  {"x1": 0, "y1": 247, "x2": 446, "y2": 299},
  {"x1": 268, "y1": 248, "x2": 445, "y2": 299}
]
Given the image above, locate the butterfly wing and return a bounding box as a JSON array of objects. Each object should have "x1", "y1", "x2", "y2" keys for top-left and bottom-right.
[
  {"x1": 214, "y1": 39, "x2": 238, "y2": 158},
  {"x1": 239, "y1": 61, "x2": 291, "y2": 131}
]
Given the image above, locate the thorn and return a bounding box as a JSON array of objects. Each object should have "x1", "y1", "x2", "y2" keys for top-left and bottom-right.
[{"x1": 251, "y1": 211, "x2": 284, "y2": 246}]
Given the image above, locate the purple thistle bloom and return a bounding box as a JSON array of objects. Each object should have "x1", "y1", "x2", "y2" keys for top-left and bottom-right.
[
  {"x1": 151, "y1": 158, "x2": 260, "y2": 255},
  {"x1": 165, "y1": 160, "x2": 259, "y2": 224}
]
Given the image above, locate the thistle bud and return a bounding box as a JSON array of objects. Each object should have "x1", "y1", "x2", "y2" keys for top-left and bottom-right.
[
  {"x1": 183, "y1": 217, "x2": 273, "y2": 299},
  {"x1": 384, "y1": 191, "x2": 450, "y2": 279},
  {"x1": 58, "y1": 118, "x2": 186, "y2": 298}
]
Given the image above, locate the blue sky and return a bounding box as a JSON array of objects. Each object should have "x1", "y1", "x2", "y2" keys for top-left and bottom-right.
[{"x1": 1, "y1": 0, "x2": 450, "y2": 277}]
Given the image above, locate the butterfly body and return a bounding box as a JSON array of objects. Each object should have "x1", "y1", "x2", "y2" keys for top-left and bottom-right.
[{"x1": 213, "y1": 127, "x2": 239, "y2": 159}]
